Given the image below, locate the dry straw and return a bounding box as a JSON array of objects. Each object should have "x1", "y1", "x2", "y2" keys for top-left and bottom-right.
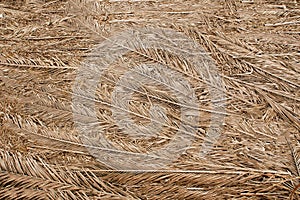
[{"x1": 0, "y1": 0, "x2": 299, "y2": 199}]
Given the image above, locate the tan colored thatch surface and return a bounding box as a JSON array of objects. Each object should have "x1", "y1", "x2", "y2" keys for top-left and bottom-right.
[{"x1": 0, "y1": 0, "x2": 300, "y2": 199}]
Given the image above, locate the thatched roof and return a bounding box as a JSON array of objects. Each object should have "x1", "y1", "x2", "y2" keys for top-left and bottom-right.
[{"x1": 0, "y1": 0, "x2": 299, "y2": 199}]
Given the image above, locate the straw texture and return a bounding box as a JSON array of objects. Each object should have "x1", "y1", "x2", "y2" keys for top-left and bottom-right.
[{"x1": 0, "y1": 0, "x2": 299, "y2": 199}]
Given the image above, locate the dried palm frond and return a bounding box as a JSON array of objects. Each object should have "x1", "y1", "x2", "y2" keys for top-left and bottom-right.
[
  {"x1": 0, "y1": 0, "x2": 299, "y2": 199},
  {"x1": 0, "y1": 150, "x2": 134, "y2": 199}
]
